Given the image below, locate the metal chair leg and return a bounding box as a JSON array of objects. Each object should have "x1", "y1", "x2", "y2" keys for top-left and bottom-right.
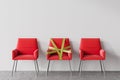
[
  {"x1": 47, "y1": 60, "x2": 50, "y2": 75},
  {"x1": 100, "y1": 60, "x2": 106, "y2": 77},
  {"x1": 68, "y1": 60, "x2": 72, "y2": 73},
  {"x1": 35, "y1": 60, "x2": 39, "y2": 72},
  {"x1": 78, "y1": 60, "x2": 81, "y2": 71},
  {"x1": 100, "y1": 60, "x2": 103, "y2": 72},
  {"x1": 15, "y1": 60, "x2": 18, "y2": 72},
  {"x1": 12, "y1": 60, "x2": 16, "y2": 76},
  {"x1": 34, "y1": 60, "x2": 38, "y2": 76},
  {"x1": 79, "y1": 60, "x2": 82, "y2": 72},
  {"x1": 101, "y1": 60, "x2": 105, "y2": 75},
  {"x1": 79, "y1": 60, "x2": 83, "y2": 75}
]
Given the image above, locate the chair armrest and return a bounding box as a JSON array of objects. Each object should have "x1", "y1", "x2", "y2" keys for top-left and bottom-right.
[
  {"x1": 68, "y1": 51, "x2": 72, "y2": 60},
  {"x1": 46, "y1": 49, "x2": 52, "y2": 59},
  {"x1": 67, "y1": 48, "x2": 72, "y2": 60},
  {"x1": 100, "y1": 49, "x2": 106, "y2": 59},
  {"x1": 12, "y1": 49, "x2": 19, "y2": 60},
  {"x1": 33, "y1": 49, "x2": 39, "y2": 59},
  {"x1": 79, "y1": 50, "x2": 84, "y2": 60}
]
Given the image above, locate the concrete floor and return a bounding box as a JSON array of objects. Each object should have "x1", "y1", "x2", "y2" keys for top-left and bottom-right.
[{"x1": 0, "y1": 71, "x2": 120, "y2": 80}]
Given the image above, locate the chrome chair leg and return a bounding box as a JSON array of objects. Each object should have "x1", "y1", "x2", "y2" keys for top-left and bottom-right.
[
  {"x1": 79, "y1": 60, "x2": 83, "y2": 75},
  {"x1": 35, "y1": 60, "x2": 39, "y2": 72},
  {"x1": 47, "y1": 60, "x2": 50, "y2": 75},
  {"x1": 12, "y1": 60, "x2": 18, "y2": 76},
  {"x1": 15, "y1": 60, "x2": 18, "y2": 72},
  {"x1": 12, "y1": 60, "x2": 16, "y2": 76},
  {"x1": 100, "y1": 60, "x2": 106, "y2": 77},
  {"x1": 34, "y1": 60, "x2": 38, "y2": 76},
  {"x1": 68, "y1": 60, "x2": 72, "y2": 73},
  {"x1": 100, "y1": 60, "x2": 103, "y2": 72},
  {"x1": 78, "y1": 60, "x2": 81, "y2": 71},
  {"x1": 101, "y1": 60, "x2": 105, "y2": 75}
]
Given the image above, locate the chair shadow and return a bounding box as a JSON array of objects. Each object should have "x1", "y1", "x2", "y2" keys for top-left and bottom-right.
[
  {"x1": 37, "y1": 40, "x2": 48, "y2": 72},
  {"x1": 101, "y1": 40, "x2": 120, "y2": 71},
  {"x1": 70, "y1": 40, "x2": 80, "y2": 72}
]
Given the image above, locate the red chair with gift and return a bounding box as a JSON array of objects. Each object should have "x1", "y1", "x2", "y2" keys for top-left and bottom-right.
[
  {"x1": 79, "y1": 38, "x2": 106, "y2": 74},
  {"x1": 46, "y1": 38, "x2": 72, "y2": 73},
  {"x1": 12, "y1": 38, "x2": 39, "y2": 76}
]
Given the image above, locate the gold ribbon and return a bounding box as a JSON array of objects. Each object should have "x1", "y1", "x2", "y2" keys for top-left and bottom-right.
[{"x1": 47, "y1": 38, "x2": 71, "y2": 60}]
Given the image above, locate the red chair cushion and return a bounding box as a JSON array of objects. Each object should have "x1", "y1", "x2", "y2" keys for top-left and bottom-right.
[
  {"x1": 13, "y1": 55, "x2": 37, "y2": 60},
  {"x1": 81, "y1": 54, "x2": 104, "y2": 60},
  {"x1": 47, "y1": 53, "x2": 71, "y2": 60}
]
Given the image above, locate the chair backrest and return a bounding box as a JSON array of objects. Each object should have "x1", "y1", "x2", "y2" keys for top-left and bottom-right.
[
  {"x1": 80, "y1": 38, "x2": 101, "y2": 55},
  {"x1": 17, "y1": 38, "x2": 38, "y2": 55},
  {"x1": 49, "y1": 38, "x2": 70, "y2": 49}
]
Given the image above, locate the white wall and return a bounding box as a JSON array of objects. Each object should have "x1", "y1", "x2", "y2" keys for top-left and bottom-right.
[{"x1": 0, "y1": 0, "x2": 120, "y2": 71}]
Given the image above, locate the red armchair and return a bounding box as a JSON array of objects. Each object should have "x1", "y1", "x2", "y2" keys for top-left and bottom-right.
[
  {"x1": 12, "y1": 38, "x2": 39, "y2": 76},
  {"x1": 79, "y1": 38, "x2": 106, "y2": 74},
  {"x1": 46, "y1": 38, "x2": 72, "y2": 73}
]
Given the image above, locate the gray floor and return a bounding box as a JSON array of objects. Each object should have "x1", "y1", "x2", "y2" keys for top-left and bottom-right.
[{"x1": 0, "y1": 71, "x2": 120, "y2": 80}]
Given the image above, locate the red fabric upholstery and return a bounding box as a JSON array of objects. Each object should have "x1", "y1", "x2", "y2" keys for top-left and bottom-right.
[
  {"x1": 47, "y1": 38, "x2": 72, "y2": 60},
  {"x1": 49, "y1": 38, "x2": 70, "y2": 49},
  {"x1": 47, "y1": 53, "x2": 72, "y2": 60},
  {"x1": 13, "y1": 55, "x2": 37, "y2": 60},
  {"x1": 79, "y1": 38, "x2": 106, "y2": 60},
  {"x1": 12, "y1": 38, "x2": 39, "y2": 60}
]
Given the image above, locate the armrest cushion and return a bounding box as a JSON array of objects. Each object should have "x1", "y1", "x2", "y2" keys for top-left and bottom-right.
[
  {"x1": 68, "y1": 52, "x2": 72, "y2": 60},
  {"x1": 12, "y1": 49, "x2": 19, "y2": 60},
  {"x1": 100, "y1": 49, "x2": 106, "y2": 59},
  {"x1": 79, "y1": 50, "x2": 84, "y2": 60},
  {"x1": 66, "y1": 48, "x2": 72, "y2": 59},
  {"x1": 46, "y1": 49, "x2": 56, "y2": 59},
  {"x1": 33, "y1": 49, "x2": 39, "y2": 59}
]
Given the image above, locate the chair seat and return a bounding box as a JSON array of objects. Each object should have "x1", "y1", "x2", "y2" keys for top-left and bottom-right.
[
  {"x1": 13, "y1": 55, "x2": 37, "y2": 60},
  {"x1": 81, "y1": 54, "x2": 104, "y2": 60},
  {"x1": 47, "y1": 53, "x2": 71, "y2": 60}
]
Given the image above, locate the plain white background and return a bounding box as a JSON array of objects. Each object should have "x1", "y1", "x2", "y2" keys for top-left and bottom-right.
[{"x1": 0, "y1": 0, "x2": 120, "y2": 71}]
